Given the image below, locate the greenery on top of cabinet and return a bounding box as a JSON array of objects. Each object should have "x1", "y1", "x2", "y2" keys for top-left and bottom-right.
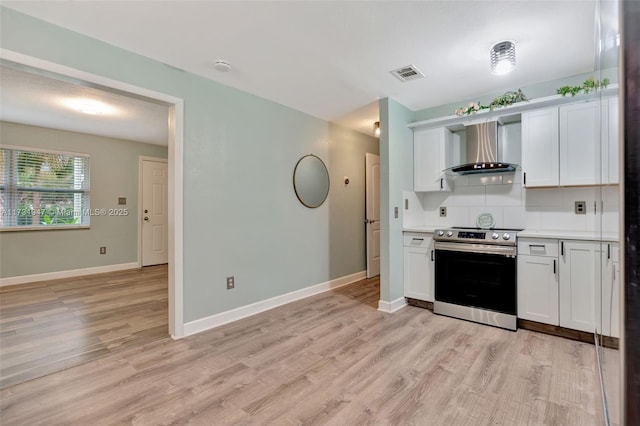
[{"x1": 557, "y1": 77, "x2": 610, "y2": 97}]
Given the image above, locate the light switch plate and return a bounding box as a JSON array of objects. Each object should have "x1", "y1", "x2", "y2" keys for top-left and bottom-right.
[{"x1": 394, "y1": 207, "x2": 399, "y2": 219}]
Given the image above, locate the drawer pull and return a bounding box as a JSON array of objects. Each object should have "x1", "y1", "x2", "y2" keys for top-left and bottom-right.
[
  {"x1": 431, "y1": 250, "x2": 434, "y2": 262},
  {"x1": 529, "y1": 244, "x2": 545, "y2": 249},
  {"x1": 553, "y1": 259, "x2": 557, "y2": 274},
  {"x1": 412, "y1": 238, "x2": 424, "y2": 242},
  {"x1": 560, "y1": 241, "x2": 564, "y2": 256}
]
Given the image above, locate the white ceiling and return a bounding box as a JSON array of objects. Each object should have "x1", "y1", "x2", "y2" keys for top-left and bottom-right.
[
  {"x1": 0, "y1": 64, "x2": 170, "y2": 145},
  {"x1": 2, "y1": 1, "x2": 603, "y2": 139}
]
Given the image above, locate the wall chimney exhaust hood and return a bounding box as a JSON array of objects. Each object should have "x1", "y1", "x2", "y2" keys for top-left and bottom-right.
[{"x1": 447, "y1": 120, "x2": 518, "y2": 175}]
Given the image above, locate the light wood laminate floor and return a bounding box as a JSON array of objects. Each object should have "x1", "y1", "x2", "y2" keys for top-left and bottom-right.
[
  {"x1": 0, "y1": 265, "x2": 168, "y2": 388},
  {"x1": 0, "y1": 276, "x2": 605, "y2": 425}
]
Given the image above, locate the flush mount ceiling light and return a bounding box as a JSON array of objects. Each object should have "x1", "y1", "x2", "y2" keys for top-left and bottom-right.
[
  {"x1": 62, "y1": 98, "x2": 113, "y2": 115},
  {"x1": 373, "y1": 121, "x2": 380, "y2": 137},
  {"x1": 490, "y1": 41, "x2": 516, "y2": 75}
]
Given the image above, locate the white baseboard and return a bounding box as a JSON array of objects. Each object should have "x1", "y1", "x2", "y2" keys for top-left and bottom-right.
[
  {"x1": 183, "y1": 270, "x2": 367, "y2": 337},
  {"x1": 0, "y1": 262, "x2": 140, "y2": 287},
  {"x1": 378, "y1": 297, "x2": 408, "y2": 313}
]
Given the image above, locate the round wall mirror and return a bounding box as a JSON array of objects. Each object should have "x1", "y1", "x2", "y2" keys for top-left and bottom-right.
[{"x1": 293, "y1": 154, "x2": 330, "y2": 208}]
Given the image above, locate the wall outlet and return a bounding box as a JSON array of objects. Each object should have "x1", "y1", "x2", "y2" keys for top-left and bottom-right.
[
  {"x1": 575, "y1": 201, "x2": 587, "y2": 214},
  {"x1": 440, "y1": 207, "x2": 447, "y2": 217},
  {"x1": 226, "y1": 276, "x2": 235, "y2": 290},
  {"x1": 118, "y1": 197, "x2": 127, "y2": 205},
  {"x1": 99, "y1": 246, "x2": 106, "y2": 254}
]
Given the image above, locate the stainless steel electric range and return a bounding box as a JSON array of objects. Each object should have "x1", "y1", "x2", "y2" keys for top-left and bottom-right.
[{"x1": 433, "y1": 227, "x2": 521, "y2": 331}]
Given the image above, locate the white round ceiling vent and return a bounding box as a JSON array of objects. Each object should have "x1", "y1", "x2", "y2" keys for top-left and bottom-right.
[{"x1": 214, "y1": 60, "x2": 231, "y2": 72}]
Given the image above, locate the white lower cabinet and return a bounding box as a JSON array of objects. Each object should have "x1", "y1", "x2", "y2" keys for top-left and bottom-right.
[
  {"x1": 559, "y1": 240, "x2": 601, "y2": 333},
  {"x1": 518, "y1": 238, "x2": 619, "y2": 338},
  {"x1": 517, "y1": 239, "x2": 559, "y2": 325},
  {"x1": 602, "y1": 243, "x2": 620, "y2": 338},
  {"x1": 403, "y1": 232, "x2": 434, "y2": 302}
]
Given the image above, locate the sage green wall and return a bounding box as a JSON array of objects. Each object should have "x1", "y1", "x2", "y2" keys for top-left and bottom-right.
[
  {"x1": 0, "y1": 8, "x2": 369, "y2": 323},
  {"x1": 379, "y1": 98, "x2": 414, "y2": 304},
  {"x1": 412, "y1": 68, "x2": 619, "y2": 122},
  {"x1": 328, "y1": 123, "x2": 379, "y2": 280},
  {"x1": 0, "y1": 121, "x2": 168, "y2": 277}
]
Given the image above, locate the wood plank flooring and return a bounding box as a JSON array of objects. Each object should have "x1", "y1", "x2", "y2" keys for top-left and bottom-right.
[
  {"x1": 0, "y1": 276, "x2": 605, "y2": 425},
  {"x1": 0, "y1": 265, "x2": 168, "y2": 388}
]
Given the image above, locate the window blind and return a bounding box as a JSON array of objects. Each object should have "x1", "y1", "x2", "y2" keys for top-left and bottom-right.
[{"x1": 0, "y1": 147, "x2": 90, "y2": 229}]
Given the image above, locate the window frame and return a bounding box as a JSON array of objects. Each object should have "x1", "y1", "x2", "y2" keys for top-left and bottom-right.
[{"x1": 0, "y1": 145, "x2": 91, "y2": 231}]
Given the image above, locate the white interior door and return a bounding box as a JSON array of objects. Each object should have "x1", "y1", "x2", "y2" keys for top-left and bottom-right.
[
  {"x1": 142, "y1": 160, "x2": 168, "y2": 266},
  {"x1": 366, "y1": 153, "x2": 381, "y2": 278}
]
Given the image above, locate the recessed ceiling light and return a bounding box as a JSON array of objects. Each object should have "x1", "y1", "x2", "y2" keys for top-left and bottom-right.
[{"x1": 62, "y1": 98, "x2": 113, "y2": 115}]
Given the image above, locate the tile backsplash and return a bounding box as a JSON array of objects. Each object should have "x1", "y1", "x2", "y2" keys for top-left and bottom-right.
[{"x1": 404, "y1": 170, "x2": 619, "y2": 233}]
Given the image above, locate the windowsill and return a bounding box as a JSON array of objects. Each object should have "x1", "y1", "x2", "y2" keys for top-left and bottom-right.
[{"x1": 0, "y1": 225, "x2": 91, "y2": 232}]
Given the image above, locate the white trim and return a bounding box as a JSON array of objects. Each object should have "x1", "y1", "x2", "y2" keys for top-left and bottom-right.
[
  {"x1": 137, "y1": 156, "x2": 168, "y2": 269},
  {"x1": 0, "y1": 262, "x2": 139, "y2": 287},
  {"x1": 1, "y1": 48, "x2": 185, "y2": 339},
  {"x1": 377, "y1": 297, "x2": 408, "y2": 313},
  {"x1": 0, "y1": 144, "x2": 90, "y2": 157},
  {"x1": 183, "y1": 270, "x2": 367, "y2": 337}
]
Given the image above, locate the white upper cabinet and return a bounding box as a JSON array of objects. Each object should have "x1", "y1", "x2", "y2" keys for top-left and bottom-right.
[
  {"x1": 522, "y1": 97, "x2": 619, "y2": 188},
  {"x1": 521, "y1": 107, "x2": 560, "y2": 187},
  {"x1": 605, "y1": 96, "x2": 620, "y2": 184},
  {"x1": 559, "y1": 101, "x2": 602, "y2": 186},
  {"x1": 414, "y1": 127, "x2": 452, "y2": 192}
]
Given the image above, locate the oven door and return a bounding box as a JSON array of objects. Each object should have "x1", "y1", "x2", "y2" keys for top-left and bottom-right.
[{"x1": 434, "y1": 243, "x2": 516, "y2": 315}]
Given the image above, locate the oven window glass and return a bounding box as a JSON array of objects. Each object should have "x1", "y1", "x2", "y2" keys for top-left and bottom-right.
[{"x1": 435, "y1": 250, "x2": 516, "y2": 314}]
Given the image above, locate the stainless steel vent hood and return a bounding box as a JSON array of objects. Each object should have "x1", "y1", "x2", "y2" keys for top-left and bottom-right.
[{"x1": 448, "y1": 121, "x2": 518, "y2": 175}]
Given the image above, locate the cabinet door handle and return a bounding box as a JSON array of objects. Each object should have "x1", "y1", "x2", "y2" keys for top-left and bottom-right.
[
  {"x1": 523, "y1": 172, "x2": 527, "y2": 186},
  {"x1": 607, "y1": 243, "x2": 611, "y2": 259},
  {"x1": 440, "y1": 178, "x2": 443, "y2": 190},
  {"x1": 431, "y1": 250, "x2": 434, "y2": 262},
  {"x1": 560, "y1": 241, "x2": 564, "y2": 256},
  {"x1": 553, "y1": 259, "x2": 557, "y2": 274}
]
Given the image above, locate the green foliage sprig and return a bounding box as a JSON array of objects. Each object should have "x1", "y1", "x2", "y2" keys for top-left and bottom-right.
[
  {"x1": 454, "y1": 89, "x2": 528, "y2": 116},
  {"x1": 557, "y1": 77, "x2": 610, "y2": 97}
]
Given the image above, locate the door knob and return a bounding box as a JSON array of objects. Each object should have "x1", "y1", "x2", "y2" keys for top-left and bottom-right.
[{"x1": 144, "y1": 216, "x2": 149, "y2": 221}]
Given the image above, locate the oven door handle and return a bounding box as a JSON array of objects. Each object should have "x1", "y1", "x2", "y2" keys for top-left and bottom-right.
[{"x1": 434, "y1": 241, "x2": 517, "y2": 257}]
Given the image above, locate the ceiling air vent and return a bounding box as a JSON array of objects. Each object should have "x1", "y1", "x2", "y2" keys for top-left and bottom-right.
[{"x1": 390, "y1": 64, "x2": 424, "y2": 82}]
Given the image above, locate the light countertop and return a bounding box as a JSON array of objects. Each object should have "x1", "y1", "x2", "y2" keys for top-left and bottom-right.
[
  {"x1": 518, "y1": 229, "x2": 619, "y2": 242},
  {"x1": 403, "y1": 225, "x2": 439, "y2": 233},
  {"x1": 403, "y1": 226, "x2": 619, "y2": 242}
]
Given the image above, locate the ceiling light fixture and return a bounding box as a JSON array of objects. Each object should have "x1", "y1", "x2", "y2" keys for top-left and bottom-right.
[
  {"x1": 374, "y1": 121, "x2": 380, "y2": 137},
  {"x1": 62, "y1": 98, "x2": 113, "y2": 115},
  {"x1": 490, "y1": 41, "x2": 516, "y2": 75}
]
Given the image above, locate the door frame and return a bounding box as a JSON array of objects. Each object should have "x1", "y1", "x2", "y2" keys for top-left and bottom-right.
[
  {"x1": 138, "y1": 156, "x2": 169, "y2": 268},
  {"x1": 1, "y1": 48, "x2": 186, "y2": 338},
  {"x1": 365, "y1": 152, "x2": 381, "y2": 278}
]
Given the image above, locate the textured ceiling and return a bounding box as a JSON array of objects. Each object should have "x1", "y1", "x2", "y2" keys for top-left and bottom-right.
[{"x1": 1, "y1": 1, "x2": 617, "y2": 138}]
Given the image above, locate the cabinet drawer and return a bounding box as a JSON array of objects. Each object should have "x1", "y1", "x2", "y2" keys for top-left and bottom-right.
[
  {"x1": 403, "y1": 232, "x2": 432, "y2": 248},
  {"x1": 518, "y1": 238, "x2": 559, "y2": 257}
]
